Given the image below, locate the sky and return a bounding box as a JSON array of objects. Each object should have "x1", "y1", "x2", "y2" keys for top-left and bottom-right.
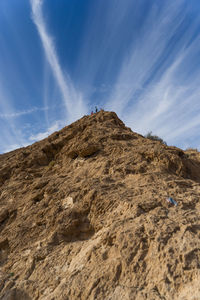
[{"x1": 1, "y1": 0, "x2": 200, "y2": 153}]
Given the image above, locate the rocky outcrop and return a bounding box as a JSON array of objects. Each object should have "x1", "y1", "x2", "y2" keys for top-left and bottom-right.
[{"x1": 0, "y1": 111, "x2": 200, "y2": 299}]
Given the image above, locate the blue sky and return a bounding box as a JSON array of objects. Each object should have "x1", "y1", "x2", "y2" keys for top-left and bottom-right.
[{"x1": 1, "y1": 0, "x2": 200, "y2": 153}]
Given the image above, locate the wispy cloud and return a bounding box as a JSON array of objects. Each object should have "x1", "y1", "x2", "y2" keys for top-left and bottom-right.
[
  {"x1": 104, "y1": 1, "x2": 200, "y2": 148},
  {"x1": 0, "y1": 81, "x2": 27, "y2": 152},
  {"x1": 1, "y1": 0, "x2": 200, "y2": 153},
  {"x1": 0, "y1": 106, "x2": 49, "y2": 119},
  {"x1": 106, "y1": 1, "x2": 185, "y2": 113},
  {"x1": 29, "y1": 120, "x2": 64, "y2": 141},
  {"x1": 30, "y1": 0, "x2": 87, "y2": 121},
  {"x1": 123, "y1": 33, "x2": 200, "y2": 148},
  {"x1": 3, "y1": 142, "x2": 30, "y2": 153}
]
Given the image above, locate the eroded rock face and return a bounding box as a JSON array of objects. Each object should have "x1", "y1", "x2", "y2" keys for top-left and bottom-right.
[{"x1": 0, "y1": 111, "x2": 200, "y2": 299}]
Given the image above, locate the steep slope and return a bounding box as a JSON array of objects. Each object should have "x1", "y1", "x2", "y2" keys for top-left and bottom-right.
[{"x1": 0, "y1": 111, "x2": 200, "y2": 300}]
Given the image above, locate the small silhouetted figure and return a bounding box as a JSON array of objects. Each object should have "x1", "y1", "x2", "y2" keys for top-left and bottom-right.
[
  {"x1": 91, "y1": 111, "x2": 94, "y2": 115},
  {"x1": 95, "y1": 106, "x2": 98, "y2": 113}
]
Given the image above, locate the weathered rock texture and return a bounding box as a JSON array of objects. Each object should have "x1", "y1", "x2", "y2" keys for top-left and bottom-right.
[{"x1": 0, "y1": 111, "x2": 200, "y2": 300}]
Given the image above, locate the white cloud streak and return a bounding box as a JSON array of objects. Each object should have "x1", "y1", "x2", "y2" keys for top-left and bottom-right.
[
  {"x1": 0, "y1": 106, "x2": 49, "y2": 118},
  {"x1": 123, "y1": 39, "x2": 200, "y2": 147},
  {"x1": 2, "y1": 0, "x2": 200, "y2": 153},
  {"x1": 29, "y1": 120, "x2": 64, "y2": 141},
  {"x1": 3, "y1": 142, "x2": 30, "y2": 153},
  {"x1": 105, "y1": 1, "x2": 200, "y2": 148},
  {"x1": 30, "y1": 0, "x2": 87, "y2": 121},
  {"x1": 0, "y1": 81, "x2": 27, "y2": 152},
  {"x1": 106, "y1": 2, "x2": 185, "y2": 113}
]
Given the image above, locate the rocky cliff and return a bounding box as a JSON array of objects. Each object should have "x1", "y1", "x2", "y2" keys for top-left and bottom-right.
[{"x1": 0, "y1": 111, "x2": 200, "y2": 300}]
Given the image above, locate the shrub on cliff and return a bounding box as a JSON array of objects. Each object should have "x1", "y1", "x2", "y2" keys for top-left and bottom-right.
[{"x1": 145, "y1": 131, "x2": 167, "y2": 145}]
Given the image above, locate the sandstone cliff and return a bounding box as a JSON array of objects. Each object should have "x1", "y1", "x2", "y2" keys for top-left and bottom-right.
[{"x1": 0, "y1": 111, "x2": 200, "y2": 300}]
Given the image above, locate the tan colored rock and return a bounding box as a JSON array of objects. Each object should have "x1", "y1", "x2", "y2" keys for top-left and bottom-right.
[
  {"x1": 0, "y1": 111, "x2": 200, "y2": 299},
  {"x1": 62, "y1": 196, "x2": 74, "y2": 209}
]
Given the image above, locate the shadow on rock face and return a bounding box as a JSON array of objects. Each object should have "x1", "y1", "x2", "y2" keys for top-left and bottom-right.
[
  {"x1": 0, "y1": 238, "x2": 10, "y2": 266},
  {"x1": 1, "y1": 288, "x2": 32, "y2": 300},
  {"x1": 49, "y1": 215, "x2": 95, "y2": 245}
]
